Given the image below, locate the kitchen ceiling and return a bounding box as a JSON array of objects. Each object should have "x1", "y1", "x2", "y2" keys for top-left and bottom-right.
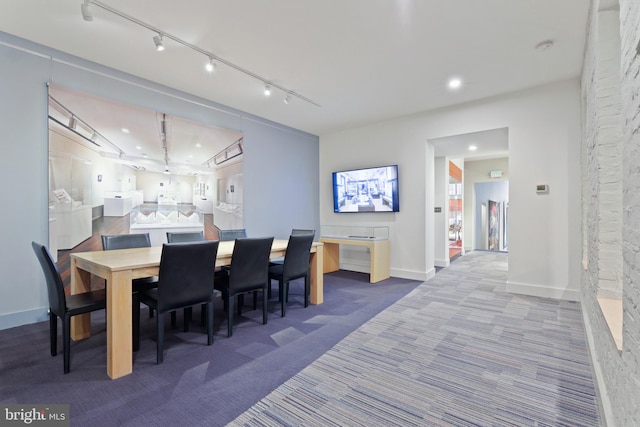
[{"x1": 1, "y1": 0, "x2": 589, "y2": 139}]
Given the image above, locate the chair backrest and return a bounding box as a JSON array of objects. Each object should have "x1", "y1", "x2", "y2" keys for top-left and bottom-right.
[
  {"x1": 102, "y1": 233, "x2": 151, "y2": 250},
  {"x1": 166, "y1": 231, "x2": 204, "y2": 243},
  {"x1": 228, "y1": 237, "x2": 274, "y2": 293},
  {"x1": 157, "y1": 240, "x2": 219, "y2": 311},
  {"x1": 31, "y1": 242, "x2": 66, "y2": 317},
  {"x1": 218, "y1": 229, "x2": 247, "y2": 241},
  {"x1": 283, "y1": 233, "x2": 315, "y2": 279},
  {"x1": 291, "y1": 229, "x2": 315, "y2": 237}
]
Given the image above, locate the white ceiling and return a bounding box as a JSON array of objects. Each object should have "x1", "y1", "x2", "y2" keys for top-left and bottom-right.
[
  {"x1": 1, "y1": 0, "x2": 589, "y2": 147},
  {"x1": 48, "y1": 84, "x2": 243, "y2": 175}
]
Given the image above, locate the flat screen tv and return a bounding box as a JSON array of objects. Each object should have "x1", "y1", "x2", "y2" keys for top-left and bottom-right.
[{"x1": 332, "y1": 164, "x2": 399, "y2": 213}]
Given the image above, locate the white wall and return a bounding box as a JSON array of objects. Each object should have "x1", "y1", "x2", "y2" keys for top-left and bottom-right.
[
  {"x1": 433, "y1": 157, "x2": 449, "y2": 267},
  {"x1": 320, "y1": 80, "x2": 582, "y2": 301},
  {"x1": 580, "y1": 1, "x2": 640, "y2": 425}
]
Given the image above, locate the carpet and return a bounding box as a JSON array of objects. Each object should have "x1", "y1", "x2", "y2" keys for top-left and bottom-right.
[
  {"x1": 0, "y1": 271, "x2": 422, "y2": 426},
  {"x1": 231, "y1": 251, "x2": 601, "y2": 426}
]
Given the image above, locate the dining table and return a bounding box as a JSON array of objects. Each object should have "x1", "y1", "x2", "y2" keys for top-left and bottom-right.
[{"x1": 70, "y1": 239, "x2": 324, "y2": 379}]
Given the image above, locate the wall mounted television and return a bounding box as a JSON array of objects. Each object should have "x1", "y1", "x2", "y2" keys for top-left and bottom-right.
[{"x1": 332, "y1": 164, "x2": 399, "y2": 213}]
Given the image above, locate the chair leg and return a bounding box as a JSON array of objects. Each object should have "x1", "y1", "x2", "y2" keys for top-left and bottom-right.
[
  {"x1": 227, "y1": 295, "x2": 234, "y2": 337},
  {"x1": 200, "y1": 303, "x2": 206, "y2": 326},
  {"x1": 279, "y1": 279, "x2": 286, "y2": 318},
  {"x1": 171, "y1": 311, "x2": 177, "y2": 327},
  {"x1": 49, "y1": 311, "x2": 57, "y2": 356},
  {"x1": 184, "y1": 307, "x2": 192, "y2": 332},
  {"x1": 207, "y1": 302, "x2": 214, "y2": 345},
  {"x1": 262, "y1": 285, "x2": 268, "y2": 325},
  {"x1": 63, "y1": 315, "x2": 71, "y2": 374},
  {"x1": 237, "y1": 294, "x2": 243, "y2": 316},
  {"x1": 156, "y1": 312, "x2": 165, "y2": 364},
  {"x1": 252, "y1": 291, "x2": 258, "y2": 310},
  {"x1": 267, "y1": 280, "x2": 272, "y2": 299},
  {"x1": 304, "y1": 274, "x2": 310, "y2": 308}
]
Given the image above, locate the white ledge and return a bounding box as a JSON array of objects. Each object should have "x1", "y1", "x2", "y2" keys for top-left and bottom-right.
[{"x1": 597, "y1": 296, "x2": 623, "y2": 352}]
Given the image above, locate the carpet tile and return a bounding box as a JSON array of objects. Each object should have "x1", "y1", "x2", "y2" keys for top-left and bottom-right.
[{"x1": 232, "y1": 251, "x2": 601, "y2": 426}]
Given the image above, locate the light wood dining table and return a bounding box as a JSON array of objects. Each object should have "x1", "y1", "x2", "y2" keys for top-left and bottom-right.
[{"x1": 70, "y1": 239, "x2": 324, "y2": 379}]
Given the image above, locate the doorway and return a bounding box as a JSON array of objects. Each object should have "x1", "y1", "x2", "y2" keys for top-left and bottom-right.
[{"x1": 448, "y1": 161, "x2": 463, "y2": 260}]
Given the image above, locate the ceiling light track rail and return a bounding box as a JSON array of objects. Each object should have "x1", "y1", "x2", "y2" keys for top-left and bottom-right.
[
  {"x1": 48, "y1": 94, "x2": 125, "y2": 155},
  {"x1": 86, "y1": 0, "x2": 320, "y2": 107}
]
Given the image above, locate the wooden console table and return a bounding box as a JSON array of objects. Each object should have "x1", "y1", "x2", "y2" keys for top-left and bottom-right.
[{"x1": 319, "y1": 237, "x2": 390, "y2": 283}]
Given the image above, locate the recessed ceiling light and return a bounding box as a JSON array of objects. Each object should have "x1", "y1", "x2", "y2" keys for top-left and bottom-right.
[
  {"x1": 121, "y1": 128, "x2": 130, "y2": 134},
  {"x1": 135, "y1": 145, "x2": 142, "y2": 150},
  {"x1": 469, "y1": 145, "x2": 477, "y2": 151},
  {"x1": 195, "y1": 143, "x2": 202, "y2": 148},
  {"x1": 448, "y1": 78, "x2": 462, "y2": 90}
]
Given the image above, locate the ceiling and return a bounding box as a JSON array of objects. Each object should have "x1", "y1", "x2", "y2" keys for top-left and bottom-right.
[
  {"x1": 48, "y1": 84, "x2": 243, "y2": 175},
  {"x1": 1, "y1": 0, "x2": 589, "y2": 153}
]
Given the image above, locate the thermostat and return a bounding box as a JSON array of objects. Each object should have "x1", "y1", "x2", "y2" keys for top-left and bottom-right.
[{"x1": 536, "y1": 184, "x2": 549, "y2": 194}]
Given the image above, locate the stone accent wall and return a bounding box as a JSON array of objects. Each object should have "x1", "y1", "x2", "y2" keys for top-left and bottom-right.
[{"x1": 582, "y1": 0, "x2": 640, "y2": 425}]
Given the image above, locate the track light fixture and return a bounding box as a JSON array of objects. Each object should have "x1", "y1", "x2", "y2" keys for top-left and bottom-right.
[
  {"x1": 263, "y1": 84, "x2": 272, "y2": 96},
  {"x1": 284, "y1": 93, "x2": 291, "y2": 104},
  {"x1": 205, "y1": 57, "x2": 216, "y2": 73},
  {"x1": 153, "y1": 34, "x2": 165, "y2": 51},
  {"x1": 81, "y1": 1, "x2": 320, "y2": 107},
  {"x1": 81, "y1": 1, "x2": 93, "y2": 21}
]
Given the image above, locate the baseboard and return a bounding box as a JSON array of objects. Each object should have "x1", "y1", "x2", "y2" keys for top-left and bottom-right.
[
  {"x1": 434, "y1": 258, "x2": 450, "y2": 268},
  {"x1": 581, "y1": 298, "x2": 615, "y2": 427},
  {"x1": 0, "y1": 307, "x2": 48, "y2": 331},
  {"x1": 506, "y1": 280, "x2": 580, "y2": 301},
  {"x1": 340, "y1": 261, "x2": 370, "y2": 275},
  {"x1": 339, "y1": 262, "x2": 433, "y2": 282},
  {"x1": 390, "y1": 267, "x2": 434, "y2": 282}
]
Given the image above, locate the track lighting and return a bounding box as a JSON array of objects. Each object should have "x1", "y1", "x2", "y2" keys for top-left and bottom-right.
[
  {"x1": 68, "y1": 115, "x2": 77, "y2": 129},
  {"x1": 284, "y1": 93, "x2": 291, "y2": 104},
  {"x1": 80, "y1": 1, "x2": 320, "y2": 106},
  {"x1": 153, "y1": 34, "x2": 165, "y2": 52},
  {"x1": 205, "y1": 57, "x2": 216, "y2": 73},
  {"x1": 81, "y1": 1, "x2": 93, "y2": 22}
]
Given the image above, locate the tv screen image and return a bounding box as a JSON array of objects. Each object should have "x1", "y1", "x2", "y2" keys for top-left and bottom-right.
[{"x1": 332, "y1": 165, "x2": 399, "y2": 213}]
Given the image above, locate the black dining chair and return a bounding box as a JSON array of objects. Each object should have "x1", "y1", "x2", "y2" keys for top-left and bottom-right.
[
  {"x1": 214, "y1": 237, "x2": 273, "y2": 337},
  {"x1": 166, "y1": 230, "x2": 210, "y2": 325},
  {"x1": 267, "y1": 229, "x2": 315, "y2": 298},
  {"x1": 166, "y1": 231, "x2": 204, "y2": 243},
  {"x1": 135, "y1": 240, "x2": 219, "y2": 364},
  {"x1": 291, "y1": 228, "x2": 316, "y2": 236},
  {"x1": 270, "y1": 229, "x2": 315, "y2": 262},
  {"x1": 101, "y1": 233, "x2": 159, "y2": 298},
  {"x1": 218, "y1": 228, "x2": 247, "y2": 241},
  {"x1": 268, "y1": 233, "x2": 315, "y2": 317},
  {"x1": 101, "y1": 233, "x2": 160, "y2": 349},
  {"x1": 32, "y1": 241, "x2": 106, "y2": 374}
]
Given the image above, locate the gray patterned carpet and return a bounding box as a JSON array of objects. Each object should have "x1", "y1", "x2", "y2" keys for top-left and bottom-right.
[{"x1": 232, "y1": 251, "x2": 601, "y2": 426}]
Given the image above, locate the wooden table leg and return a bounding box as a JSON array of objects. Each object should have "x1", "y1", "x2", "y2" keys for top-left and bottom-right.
[
  {"x1": 70, "y1": 257, "x2": 92, "y2": 340},
  {"x1": 322, "y1": 242, "x2": 339, "y2": 274},
  {"x1": 310, "y1": 245, "x2": 324, "y2": 305},
  {"x1": 106, "y1": 270, "x2": 133, "y2": 379}
]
